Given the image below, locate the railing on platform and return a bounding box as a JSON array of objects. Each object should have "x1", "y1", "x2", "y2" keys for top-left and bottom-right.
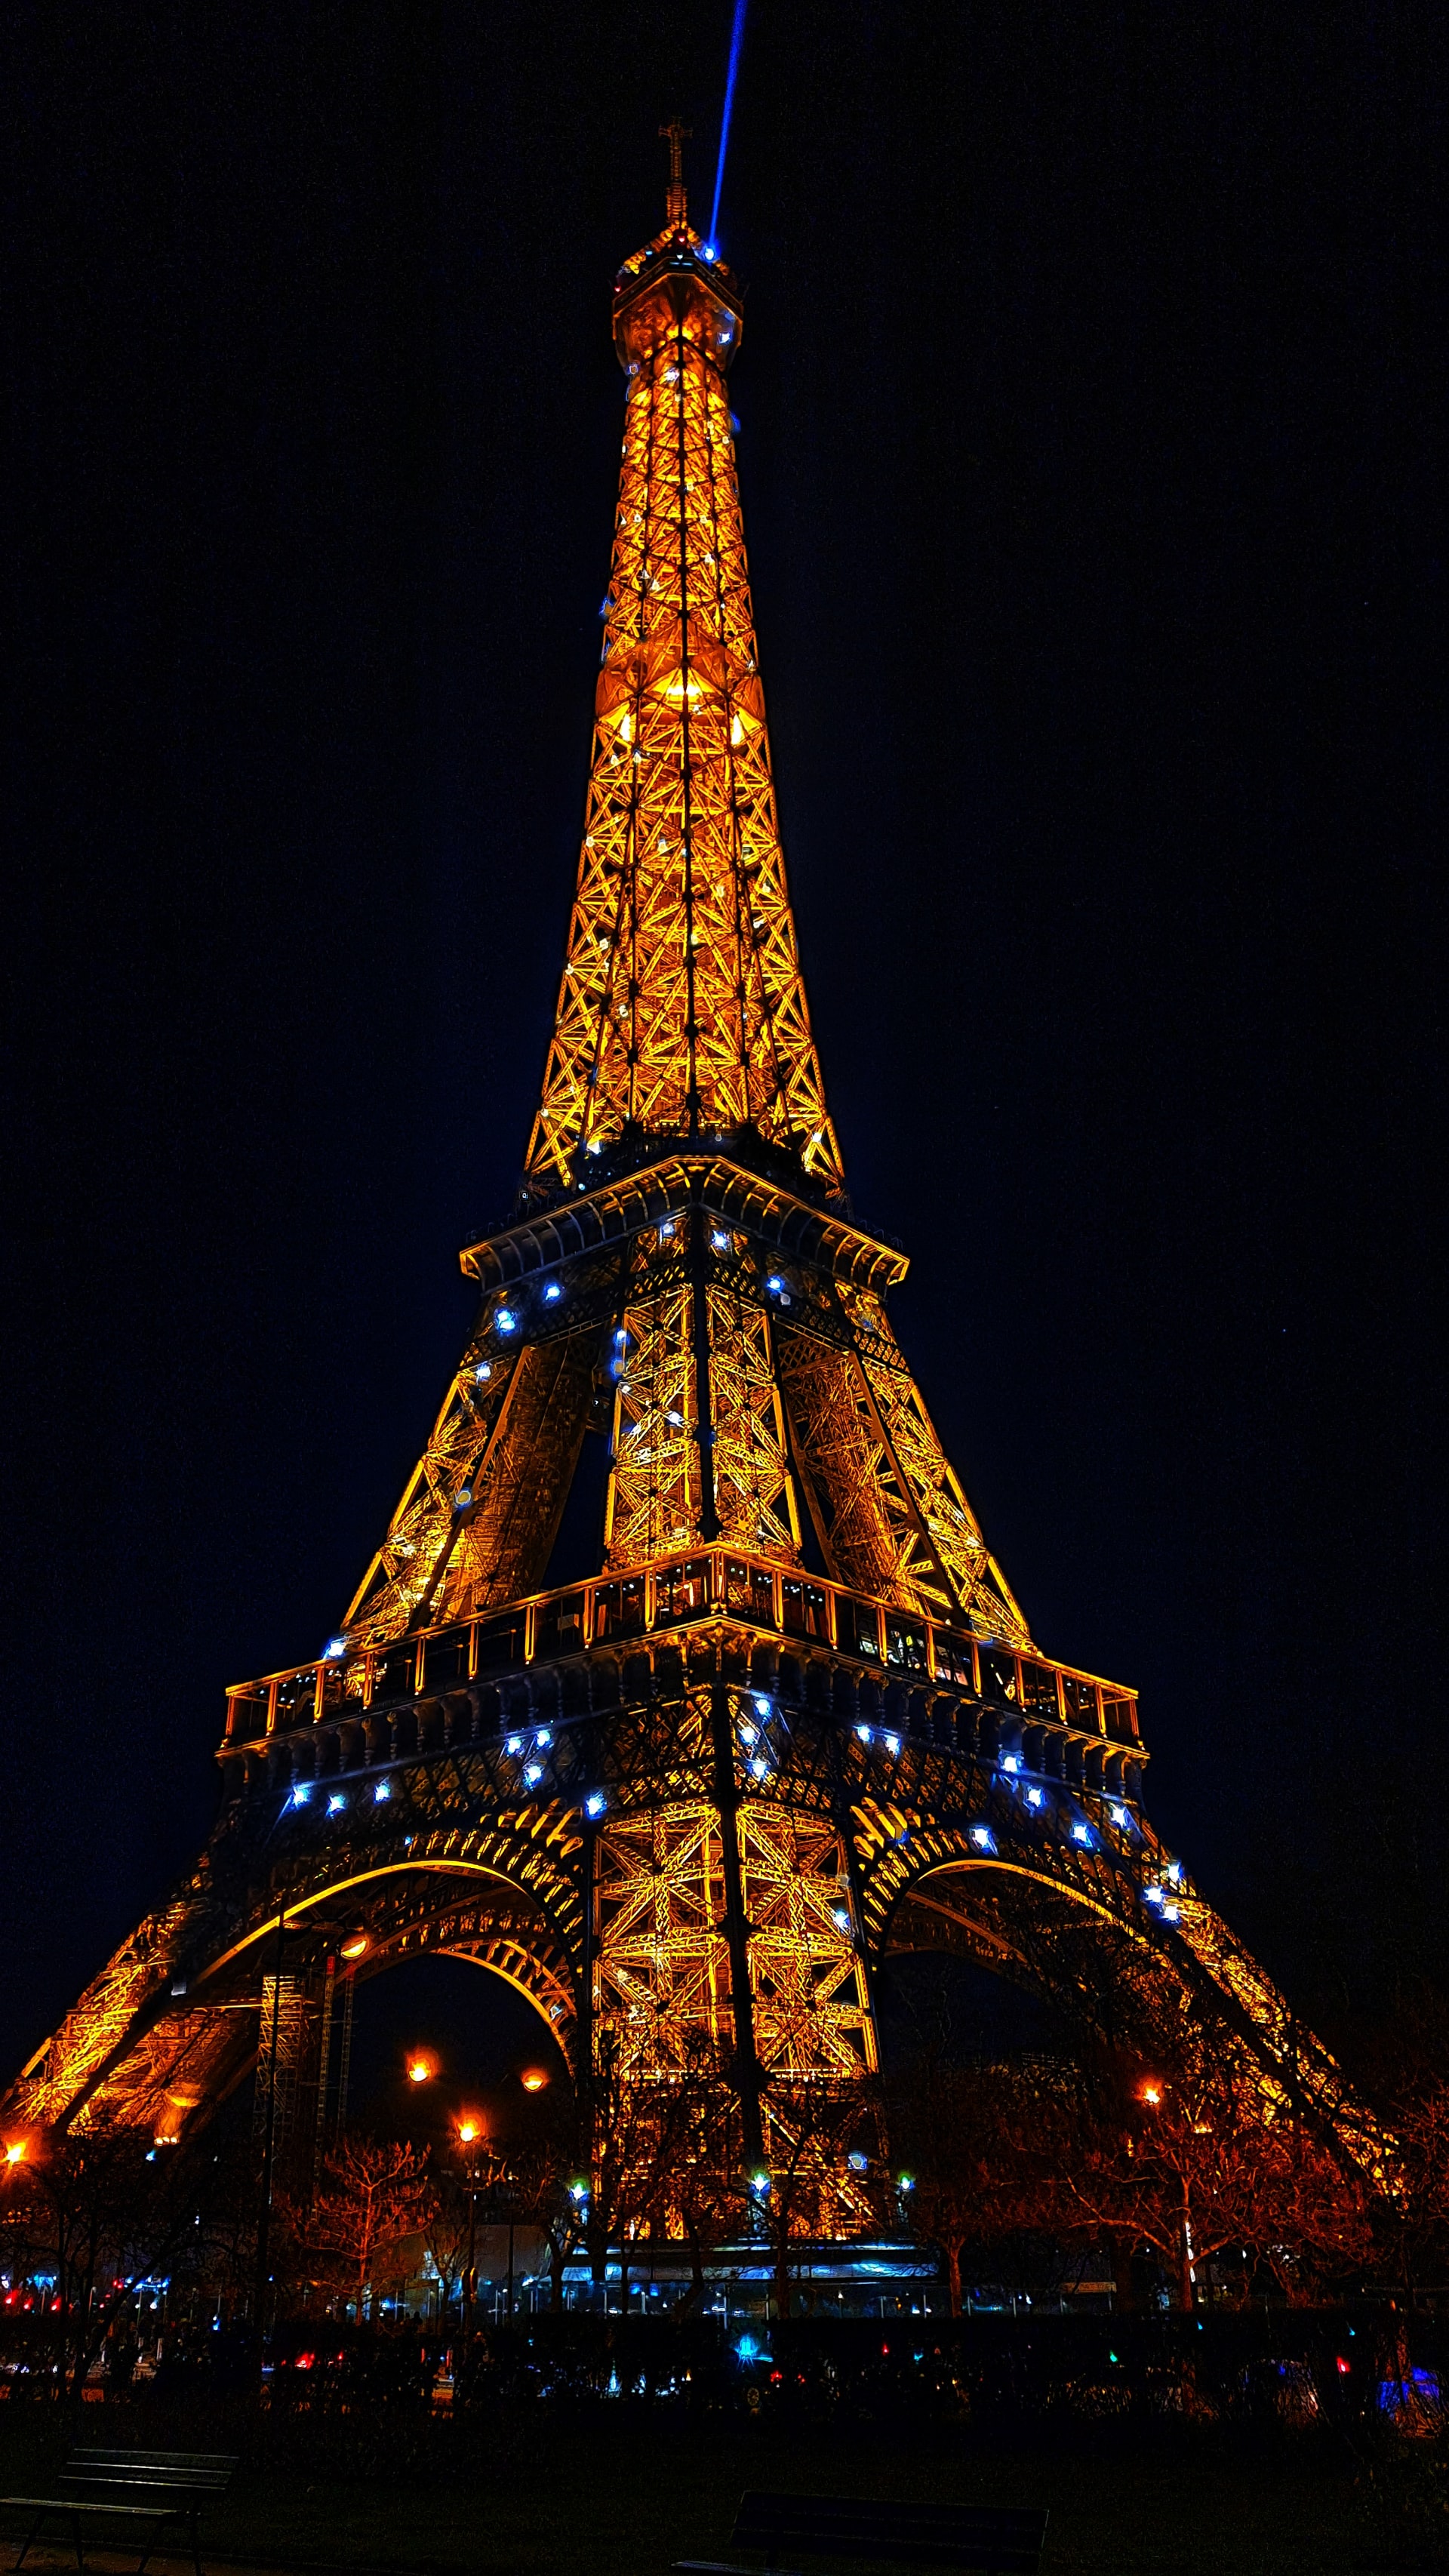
[{"x1": 223, "y1": 1552, "x2": 1140, "y2": 1752}]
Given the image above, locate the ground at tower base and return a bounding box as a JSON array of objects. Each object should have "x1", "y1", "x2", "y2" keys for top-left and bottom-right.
[{"x1": 0, "y1": 2319, "x2": 1447, "y2": 2576}]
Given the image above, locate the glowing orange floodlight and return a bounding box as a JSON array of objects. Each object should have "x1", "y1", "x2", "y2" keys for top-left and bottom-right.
[
  {"x1": 519, "y1": 2068, "x2": 549, "y2": 2094},
  {"x1": 406, "y1": 2051, "x2": 438, "y2": 2085},
  {"x1": 3, "y1": 2141, "x2": 26, "y2": 2167},
  {"x1": 1140, "y1": 2082, "x2": 1163, "y2": 2107},
  {"x1": 340, "y1": 1934, "x2": 369, "y2": 1960},
  {"x1": 456, "y1": 2116, "x2": 483, "y2": 2146}
]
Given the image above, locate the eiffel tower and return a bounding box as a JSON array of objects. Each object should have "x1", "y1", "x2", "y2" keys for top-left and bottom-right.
[{"x1": 5, "y1": 136, "x2": 1371, "y2": 2217}]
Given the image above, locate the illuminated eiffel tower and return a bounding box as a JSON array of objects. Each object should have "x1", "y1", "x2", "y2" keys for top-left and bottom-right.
[{"x1": 4, "y1": 134, "x2": 1371, "y2": 2220}]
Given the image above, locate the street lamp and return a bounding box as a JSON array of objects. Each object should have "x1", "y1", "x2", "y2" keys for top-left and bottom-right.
[{"x1": 454, "y1": 2116, "x2": 491, "y2": 2334}]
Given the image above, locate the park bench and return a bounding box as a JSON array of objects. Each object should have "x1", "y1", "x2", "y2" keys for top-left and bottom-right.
[
  {"x1": 677, "y1": 2490, "x2": 1049, "y2": 2576},
  {"x1": 2, "y1": 2446, "x2": 237, "y2": 2576}
]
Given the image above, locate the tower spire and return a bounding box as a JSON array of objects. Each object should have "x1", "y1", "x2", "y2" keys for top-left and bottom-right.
[
  {"x1": 525, "y1": 174, "x2": 844, "y2": 1206},
  {"x1": 660, "y1": 115, "x2": 691, "y2": 227}
]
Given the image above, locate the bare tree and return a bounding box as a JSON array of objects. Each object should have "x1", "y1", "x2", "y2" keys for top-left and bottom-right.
[
  {"x1": 301, "y1": 2135, "x2": 436, "y2": 2321},
  {"x1": 1060, "y1": 2064, "x2": 1374, "y2": 2310}
]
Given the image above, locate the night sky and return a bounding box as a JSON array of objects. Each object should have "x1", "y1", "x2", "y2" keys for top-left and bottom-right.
[{"x1": 3, "y1": 4, "x2": 1443, "y2": 2088}]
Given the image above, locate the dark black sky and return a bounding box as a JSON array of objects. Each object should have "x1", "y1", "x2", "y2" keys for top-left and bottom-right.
[{"x1": 2, "y1": 3, "x2": 1444, "y2": 2083}]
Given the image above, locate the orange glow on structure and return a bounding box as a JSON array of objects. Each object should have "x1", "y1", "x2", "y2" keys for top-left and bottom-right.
[
  {"x1": 340, "y1": 1934, "x2": 368, "y2": 1960},
  {"x1": 1140, "y1": 2082, "x2": 1163, "y2": 2107},
  {"x1": 519, "y1": 2068, "x2": 549, "y2": 2094},
  {"x1": 3, "y1": 2141, "x2": 25, "y2": 2166},
  {"x1": 407, "y1": 2051, "x2": 437, "y2": 2085}
]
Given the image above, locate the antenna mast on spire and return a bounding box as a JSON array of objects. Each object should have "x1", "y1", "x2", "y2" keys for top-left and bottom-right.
[{"x1": 660, "y1": 116, "x2": 691, "y2": 226}]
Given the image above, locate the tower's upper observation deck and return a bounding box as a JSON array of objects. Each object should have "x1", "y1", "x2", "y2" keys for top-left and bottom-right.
[
  {"x1": 612, "y1": 113, "x2": 745, "y2": 374},
  {"x1": 612, "y1": 223, "x2": 744, "y2": 376}
]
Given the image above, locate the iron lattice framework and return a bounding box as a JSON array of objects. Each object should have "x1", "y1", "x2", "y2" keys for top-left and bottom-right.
[{"x1": 2, "y1": 148, "x2": 1378, "y2": 2232}]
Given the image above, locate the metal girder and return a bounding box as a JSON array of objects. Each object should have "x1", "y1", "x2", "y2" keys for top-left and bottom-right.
[{"x1": 604, "y1": 1210, "x2": 801, "y2": 1570}]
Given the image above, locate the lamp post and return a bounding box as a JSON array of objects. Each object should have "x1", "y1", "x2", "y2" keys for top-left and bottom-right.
[
  {"x1": 455, "y1": 2118, "x2": 484, "y2": 2333},
  {"x1": 251, "y1": 1900, "x2": 290, "y2": 2384}
]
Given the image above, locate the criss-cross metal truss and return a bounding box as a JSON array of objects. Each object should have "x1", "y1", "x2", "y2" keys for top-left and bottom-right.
[
  {"x1": 2, "y1": 155, "x2": 1382, "y2": 2251},
  {"x1": 524, "y1": 201, "x2": 842, "y2": 1202}
]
